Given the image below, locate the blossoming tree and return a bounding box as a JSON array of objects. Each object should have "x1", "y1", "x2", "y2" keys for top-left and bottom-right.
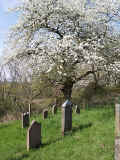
[{"x1": 4, "y1": 0, "x2": 120, "y2": 99}]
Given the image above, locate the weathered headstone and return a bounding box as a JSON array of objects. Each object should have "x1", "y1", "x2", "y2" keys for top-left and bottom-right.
[
  {"x1": 61, "y1": 100, "x2": 72, "y2": 136},
  {"x1": 43, "y1": 109, "x2": 48, "y2": 119},
  {"x1": 75, "y1": 105, "x2": 80, "y2": 114},
  {"x1": 52, "y1": 105, "x2": 57, "y2": 115},
  {"x1": 22, "y1": 112, "x2": 29, "y2": 128},
  {"x1": 27, "y1": 120, "x2": 41, "y2": 151},
  {"x1": 115, "y1": 104, "x2": 120, "y2": 160},
  {"x1": 29, "y1": 104, "x2": 31, "y2": 117}
]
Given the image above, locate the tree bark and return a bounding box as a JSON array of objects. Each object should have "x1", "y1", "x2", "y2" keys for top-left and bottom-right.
[{"x1": 61, "y1": 80, "x2": 73, "y2": 100}]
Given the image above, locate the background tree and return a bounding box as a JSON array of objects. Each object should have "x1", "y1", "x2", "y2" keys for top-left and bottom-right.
[{"x1": 3, "y1": 0, "x2": 120, "y2": 99}]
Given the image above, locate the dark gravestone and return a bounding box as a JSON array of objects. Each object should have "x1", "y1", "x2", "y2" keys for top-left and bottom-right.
[
  {"x1": 61, "y1": 100, "x2": 72, "y2": 136},
  {"x1": 22, "y1": 112, "x2": 29, "y2": 128},
  {"x1": 75, "y1": 105, "x2": 80, "y2": 114},
  {"x1": 43, "y1": 109, "x2": 48, "y2": 119},
  {"x1": 27, "y1": 120, "x2": 41, "y2": 151},
  {"x1": 52, "y1": 105, "x2": 57, "y2": 115}
]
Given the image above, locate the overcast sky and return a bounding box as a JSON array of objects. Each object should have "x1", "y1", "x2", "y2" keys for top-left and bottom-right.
[{"x1": 0, "y1": 0, "x2": 19, "y2": 63}]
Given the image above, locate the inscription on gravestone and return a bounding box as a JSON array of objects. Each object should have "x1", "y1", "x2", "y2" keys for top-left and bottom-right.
[
  {"x1": 62, "y1": 100, "x2": 72, "y2": 136},
  {"x1": 27, "y1": 120, "x2": 41, "y2": 151},
  {"x1": 22, "y1": 112, "x2": 29, "y2": 128}
]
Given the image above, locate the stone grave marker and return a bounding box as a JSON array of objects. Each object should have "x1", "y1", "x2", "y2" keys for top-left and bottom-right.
[
  {"x1": 43, "y1": 109, "x2": 48, "y2": 119},
  {"x1": 115, "y1": 104, "x2": 120, "y2": 137},
  {"x1": 115, "y1": 137, "x2": 120, "y2": 160},
  {"x1": 27, "y1": 120, "x2": 41, "y2": 151},
  {"x1": 52, "y1": 105, "x2": 57, "y2": 115},
  {"x1": 22, "y1": 112, "x2": 29, "y2": 128},
  {"x1": 61, "y1": 100, "x2": 72, "y2": 136},
  {"x1": 29, "y1": 104, "x2": 31, "y2": 117},
  {"x1": 115, "y1": 104, "x2": 120, "y2": 160},
  {"x1": 75, "y1": 105, "x2": 80, "y2": 114}
]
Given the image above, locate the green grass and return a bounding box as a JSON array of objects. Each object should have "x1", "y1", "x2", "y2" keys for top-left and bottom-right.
[{"x1": 0, "y1": 107, "x2": 114, "y2": 160}]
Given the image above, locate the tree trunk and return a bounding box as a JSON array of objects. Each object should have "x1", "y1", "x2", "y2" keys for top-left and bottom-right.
[
  {"x1": 61, "y1": 80, "x2": 73, "y2": 100},
  {"x1": 83, "y1": 99, "x2": 86, "y2": 110}
]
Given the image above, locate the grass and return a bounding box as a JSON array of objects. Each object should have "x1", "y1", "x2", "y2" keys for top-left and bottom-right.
[{"x1": 0, "y1": 106, "x2": 114, "y2": 160}]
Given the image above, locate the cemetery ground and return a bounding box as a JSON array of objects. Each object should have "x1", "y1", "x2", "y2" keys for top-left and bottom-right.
[{"x1": 0, "y1": 106, "x2": 114, "y2": 160}]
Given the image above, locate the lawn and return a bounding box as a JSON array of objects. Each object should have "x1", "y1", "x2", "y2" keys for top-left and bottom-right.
[{"x1": 0, "y1": 106, "x2": 114, "y2": 160}]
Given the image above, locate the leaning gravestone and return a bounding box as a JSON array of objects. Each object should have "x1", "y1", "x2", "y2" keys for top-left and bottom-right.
[
  {"x1": 43, "y1": 109, "x2": 48, "y2": 119},
  {"x1": 22, "y1": 112, "x2": 29, "y2": 128},
  {"x1": 52, "y1": 105, "x2": 57, "y2": 115},
  {"x1": 115, "y1": 104, "x2": 120, "y2": 160},
  {"x1": 75, "y1": 105, "x2": 80, "y2": 114},
  {"x1": 61, "y1": 100, "x2": 72, "y2": 136},
  {"x1": 27, "y1": 120, "x2": 41, "y2": 151}
]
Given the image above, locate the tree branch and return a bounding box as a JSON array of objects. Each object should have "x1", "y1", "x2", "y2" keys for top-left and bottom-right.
[{"x1": 74, "y1": 70, "x2": 97, "y2": 83}]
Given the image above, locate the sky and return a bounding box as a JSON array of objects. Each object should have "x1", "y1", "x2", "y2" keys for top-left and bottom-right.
[{"x1": 0, "y1": 0, "x2": 19, "y2": 63}]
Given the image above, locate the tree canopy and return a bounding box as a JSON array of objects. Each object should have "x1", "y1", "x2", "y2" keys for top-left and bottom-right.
[{"x1": 3, "y1": 0, "x2": 120, "y2": 99}]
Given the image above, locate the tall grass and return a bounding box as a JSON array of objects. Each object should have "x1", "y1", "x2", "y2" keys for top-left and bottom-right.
[{"x1": 0, "y1": 106, "x2": 114, "y2": 160}]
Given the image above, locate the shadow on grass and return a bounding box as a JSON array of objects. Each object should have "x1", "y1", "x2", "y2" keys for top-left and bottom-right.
[
  {"x1": 0, "y1": 124, "x2": 9, "y2": 129},
  {"x1": 41, "y1": 123, "x2": 92, "y2": 147},
  {"x1": 72, "y1": 122, "x2": 92, "y2": 133},
  {"x1": 9, "y1": 153, "x2": 29, "y2": 160},
  {"x1": 41, "y1": 137, "x2": 63, "y2": 147}
]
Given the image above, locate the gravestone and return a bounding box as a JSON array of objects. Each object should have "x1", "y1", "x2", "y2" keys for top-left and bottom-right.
[
  {"x1": 43, "y1": 109, "x2": 48, "y2": 119},
  {"x1": 52, "y1": 105, "x2": 57, "y2": 115},
  {"x1": 115, "y1": 104, "x2": 120, "y2": 137},
  {"x1": 22, "y1": 112, "x2": 29, "y2": 128},
  {"x1": 115, "y1": 104, "x2": 120, "y2": 160},
  {"x1": 29, "y1": 104, "x2": 31, "y2": 117},
  {"x1": 115, "y1": 137, "x2": 120, "y2": 160},
  {"x1": 61, "y1": 100, "x2": 72, "y2": 136},
  {"x1": 27, "y1": 120, "x2": 41, "y2": 151},
  {"x1": 75, "y1": 105, "x2": 80, "y2": 114}
]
